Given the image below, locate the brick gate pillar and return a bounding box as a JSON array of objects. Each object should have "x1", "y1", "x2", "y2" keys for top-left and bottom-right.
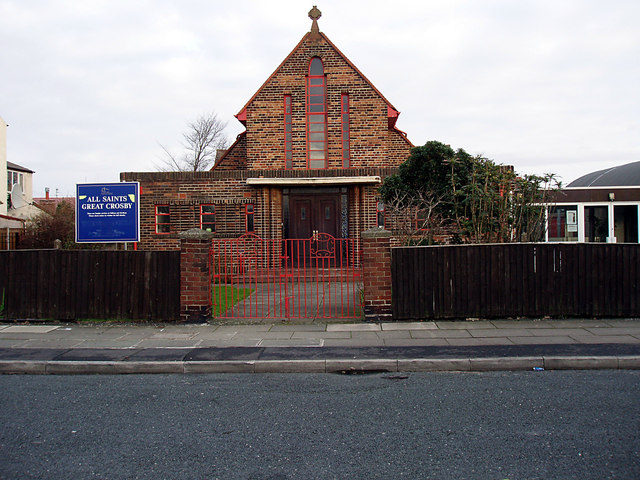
[
  {"x1": 361, "y1": 228, "x2": 393, "y2": 322},
  {"x1": 179, "y1": 228, "x2": 214, "y2": 323}
]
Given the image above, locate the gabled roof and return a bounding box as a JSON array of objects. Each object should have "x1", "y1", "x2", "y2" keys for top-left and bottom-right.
[
  {"x1": 212, "y1": 131, "x2": 246, "y2": 169},
  {"x1": 235, "y1": 29, "x2": 401, "y2": 126}
]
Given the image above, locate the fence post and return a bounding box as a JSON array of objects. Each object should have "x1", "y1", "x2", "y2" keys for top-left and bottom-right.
[
  {"x1": 361, "y1": 227, "x2": 393, "y2": 322},
  {"x1": 179, "y1": 228, "x2": 214, "y2": 323}
]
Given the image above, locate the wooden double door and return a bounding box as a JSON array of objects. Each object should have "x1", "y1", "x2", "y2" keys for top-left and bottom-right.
[{"x1": 289, "y1": 194, "x2": 339, "y2": 239}]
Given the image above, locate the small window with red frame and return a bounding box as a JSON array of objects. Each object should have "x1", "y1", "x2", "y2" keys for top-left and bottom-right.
[
  {"x1": 245, "y1": 204, "x2": 255, "y2": 233},
  {"x1": 155, "y1": 205, "x2": 170, "y2": 234},
  {"x1": 200, "y1": 204, "x2": 215, "y2": 232}
]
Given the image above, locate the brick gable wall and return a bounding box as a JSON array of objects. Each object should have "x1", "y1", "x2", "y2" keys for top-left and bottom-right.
[{"x1": 243, "y1": 34, "x2": 411, "y2": 171}]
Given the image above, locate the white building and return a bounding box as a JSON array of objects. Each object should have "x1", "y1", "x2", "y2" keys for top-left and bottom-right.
[
  {"x1": 1, "y1": 115, "x2": 41, "y2": 249},
  {"x1": 548, "y1": 161, "x2": 640, "y2": 243}
]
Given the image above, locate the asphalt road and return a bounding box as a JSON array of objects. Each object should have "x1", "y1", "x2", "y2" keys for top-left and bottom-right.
[{"x1": 1, "y1": 371, "x2": 639, "y2": 479}]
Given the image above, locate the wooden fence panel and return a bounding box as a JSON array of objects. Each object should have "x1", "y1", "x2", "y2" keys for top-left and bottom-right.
[
  {"x1": 392, "y1": 243, "x2": 640, "y2": 320},
  {"x1": 0, "y1": 250, "x2": 180, "y2": 321}
]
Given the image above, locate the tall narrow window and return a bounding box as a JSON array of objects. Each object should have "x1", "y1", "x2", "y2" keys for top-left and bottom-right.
[
  {"x1": 377, "y1": 201, "x2": 385, "y2": 228},
  {"x1": 245, "y1": 204, "x2": 255, "y2": 233},
  {"x1": 155, "y1": 205, "x2": 170, "y2": 234},
  {"x1": 200, "y1": 204, "x2": 215, "y2": 232},
  {"x1": 307, "y1": 57, "x2": 326, "y2": 169},
  {"x1": 284, "y1": 95, "x2": 292, "y2": 169},
  {"x1": 341, "y1": 94, "x2": 350, "y2": 168}
]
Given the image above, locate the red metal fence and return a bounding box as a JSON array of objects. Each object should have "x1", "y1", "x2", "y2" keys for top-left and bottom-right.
[{"x1": 210, "y1": 234, "x2": 362, "y2": 320}]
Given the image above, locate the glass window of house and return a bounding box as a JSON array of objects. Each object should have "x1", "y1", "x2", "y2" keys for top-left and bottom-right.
[
  {"x1": 548, "y1": 206, "x2": 578, "y2": 241},
  {"x1": 585, "y1": 206, "x2": 609, "y2": 242}
]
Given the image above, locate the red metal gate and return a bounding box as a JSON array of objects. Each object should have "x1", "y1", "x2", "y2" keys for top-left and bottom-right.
[{"x1": 210, "y1": 234, "x2": 362, "y2": 320}]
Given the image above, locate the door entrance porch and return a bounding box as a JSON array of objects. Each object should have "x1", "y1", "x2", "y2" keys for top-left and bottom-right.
[{"x1": 283, "y1": 187, "x2": 348, "y2": 240}]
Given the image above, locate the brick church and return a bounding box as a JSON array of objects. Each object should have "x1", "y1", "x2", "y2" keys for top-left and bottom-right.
[{"x1": 121, "y1": 7, "x2": 413, "y2": 250}]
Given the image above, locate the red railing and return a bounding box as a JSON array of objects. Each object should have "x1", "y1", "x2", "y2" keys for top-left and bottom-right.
[{"x1": 211, "y1": 234, "x2": 362, "y2": 320}]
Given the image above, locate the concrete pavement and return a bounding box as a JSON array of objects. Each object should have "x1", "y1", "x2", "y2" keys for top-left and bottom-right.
[{"x1": 1, "y1": 318, "x2": 640, "y2": 374}]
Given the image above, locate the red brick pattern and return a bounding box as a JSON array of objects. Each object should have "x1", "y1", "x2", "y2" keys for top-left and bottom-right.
[
  {"x1": 179, "y1": 234, "x2": 212, "y2": 323},
  {"x1": 361, "y1": 229, "x2": 392, "y2": 321}
]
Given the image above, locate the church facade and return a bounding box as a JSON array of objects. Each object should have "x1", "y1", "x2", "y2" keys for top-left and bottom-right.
[{"x1": 121, "y1": 8, "x2": 412, "y2": 250}]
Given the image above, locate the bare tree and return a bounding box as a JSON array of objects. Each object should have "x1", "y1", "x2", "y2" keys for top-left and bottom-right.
[
  {"x1": 158, "y1": 112, "x2": 229, "y2": 171},
  {"x1": 382, "y1": 189, "x2": 448, "y2": 245}
]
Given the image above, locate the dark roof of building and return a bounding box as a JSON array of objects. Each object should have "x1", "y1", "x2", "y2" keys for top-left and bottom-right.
[
  {"x1": 7, "y1": 161, "x2": 34, "y2": 173},
  {"x1": 567, "y1": 161, "x2": 640, "y2": 187}
]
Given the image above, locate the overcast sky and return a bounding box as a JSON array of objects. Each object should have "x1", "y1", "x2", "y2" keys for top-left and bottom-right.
[{"x1": 1, "y1": 0, "x2": 639, "y2": 198}]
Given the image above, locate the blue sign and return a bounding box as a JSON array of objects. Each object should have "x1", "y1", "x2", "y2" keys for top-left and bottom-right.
[{"x1": 76, "y1": 182, "x2": 140, "y2": 243}]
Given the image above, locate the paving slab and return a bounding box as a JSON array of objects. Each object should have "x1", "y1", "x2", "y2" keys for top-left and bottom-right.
[
  {"x1": 603, "y1": 319, "x2": 640, "y2": 327},
  {"x1": 526, "y1": 328, "x2": 594, "y2": 337},
  {"x1": 436, "y1": 321, "x2": 496, "y2": 329},
  {"x1": 490, "y1": 320, "x2": 556, "y2": 328},
  {"x1": 20, "y1": 339, "x2": 86, "y2": 348},
  {"x1": 411, "y1": 329, "x2": 472, "y2": 339},
  {"x1": 323, "y1": 338, "x2": 385, "y2": 347},
  {"x1": 375, "y1": 330, "x2": 413, "y2": 339},
  {"x1": 587, "y1": 327, "x2": 640, "y2": 335},
  {"x1": 547, "y1": 320, "x2": 613, "y2": 328},
  {"x1": 470, "y1": 328, "x2": 534, "y2": 338},
  {"x1": 149, "y1": 333, "x2": 198, "y2": 340},
  {"x1": 446, "y1": 337, "x2": 516, "y2": 346},
  {"x1": 135, "y1": 339, "x2": 203, "y2": 348},
  {"x1": 1, "y1": 325, "x2": 60, "y2": 333},
  {"x1": 326, "y1": 323, "x2": 381, "y2": 332},
  {"x1": 381, "y1": 322, "x2": 437, "y2": 330},
  {"x1": 291, "y1": 331, "x2": 351, "y2": 339},
  {"x1": 268, "y1": 324, "x2": 326, "y2": 332}
]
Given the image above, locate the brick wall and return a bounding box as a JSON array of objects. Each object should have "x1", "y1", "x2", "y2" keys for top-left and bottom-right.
[
  {"x1": 221, "y1": 31, "x2": 411, "y2": 173},
  {"x1": 361, "y1": 227, "x2": 393, "y2": 321}
]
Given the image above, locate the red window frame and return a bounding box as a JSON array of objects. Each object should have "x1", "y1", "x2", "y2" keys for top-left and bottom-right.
[
  {"x1": 415, "y1": 209, "x2": 429, "y2": 231},
  {"x1": 200, "y1": 204, "x2": 215, "y2": 232},
  {"x1": 307, "y1": 57, "x2": 326, "y2": 169},
  {"x1": 341, "y1": 94, "x2": 350, "y2": 168},
  {"x1": 284, "y1": 95, "x2": 292, "y2": 169},
  {"x1": 245, "y1": 204, "x2": 255, "y2": 233},
  {"x1": 155, "y1": 205, "x2": 170, "y2": 234}
]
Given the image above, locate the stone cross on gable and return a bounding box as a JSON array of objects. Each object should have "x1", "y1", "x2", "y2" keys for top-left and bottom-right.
[{"x1": 309, "y1": 5, "x2": 321, "y2": 34}]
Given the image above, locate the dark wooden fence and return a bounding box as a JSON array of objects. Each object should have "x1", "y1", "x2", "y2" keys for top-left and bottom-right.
[
  {"x1": 0, "y1": 250, "x2": 180, "y2": 321},
  {"x1": 392, "y1": 243, "x2": 640, "y2": 319}
]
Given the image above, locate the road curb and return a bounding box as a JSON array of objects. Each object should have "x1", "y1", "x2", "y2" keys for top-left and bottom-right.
[{"x1": 1, "y1": 356, "x2": 640, "y2": 374}]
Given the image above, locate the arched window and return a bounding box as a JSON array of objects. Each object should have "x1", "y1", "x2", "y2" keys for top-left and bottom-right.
[{"x1": 307, "y1": 57, "x2": 326, "y2": 169}]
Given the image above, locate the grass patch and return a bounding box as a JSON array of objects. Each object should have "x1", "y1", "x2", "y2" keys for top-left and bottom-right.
[{"x1": 212, "y1": 285, "x2": 253, "y2": 317}]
